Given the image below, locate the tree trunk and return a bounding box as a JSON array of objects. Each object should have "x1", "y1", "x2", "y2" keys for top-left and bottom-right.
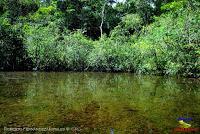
[{"x1": 100, "y1": 1, "x2": 106, "y2": 38}]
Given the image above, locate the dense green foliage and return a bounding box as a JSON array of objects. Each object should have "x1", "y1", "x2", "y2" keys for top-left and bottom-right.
[{"x1": 0, "y1": 0, "x2": 199, "y2": 77}]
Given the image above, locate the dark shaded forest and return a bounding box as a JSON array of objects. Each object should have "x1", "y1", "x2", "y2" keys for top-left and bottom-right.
[{"x1": 0, "y1": 0, "x2": 199, "y2": 77}]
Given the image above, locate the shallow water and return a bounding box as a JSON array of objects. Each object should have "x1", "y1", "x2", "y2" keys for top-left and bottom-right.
[{"x1": 0, "y1": 72, "x2": 199, "y2": 133}]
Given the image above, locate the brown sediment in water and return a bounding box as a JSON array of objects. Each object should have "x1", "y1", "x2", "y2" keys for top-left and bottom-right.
[{"x1": 0, "y1": 72, "x2": 199, "y2": 133}]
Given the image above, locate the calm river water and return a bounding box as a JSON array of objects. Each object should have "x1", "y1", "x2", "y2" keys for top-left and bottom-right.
[{"x1": 0, "y1": 72, "x2": 199, "y2": 133}]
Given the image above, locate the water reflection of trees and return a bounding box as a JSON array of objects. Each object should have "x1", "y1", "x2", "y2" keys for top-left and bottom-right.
[
  {"x1": 0, "y1": 72, "x2": 199, "y2": 133},
  {"x1": 0, "y1": 72, "x2": 31, "y2": 98}
]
